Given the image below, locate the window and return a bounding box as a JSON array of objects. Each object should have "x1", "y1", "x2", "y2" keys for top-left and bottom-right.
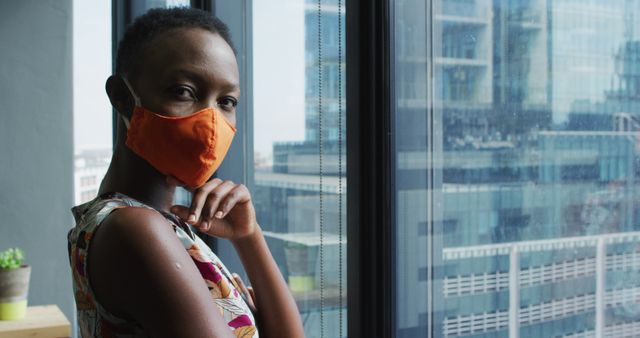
[
  {"x1": 395, "y1": 0, "x2": 640, "y2": 337},
  {"x1": 251, "y1": 1, "x2": 347, "y2": 337},
  {"x1": 73, "y1": 0, "x2": 112, "y2": 204}
]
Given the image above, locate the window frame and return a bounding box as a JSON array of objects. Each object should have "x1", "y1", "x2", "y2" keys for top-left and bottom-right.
[
  {"x1": 346, "y1": 0, "x2": 396, "y2": 337},
  {"x1": 211, "y1": 0, "x2": 254, "y2": 276}
]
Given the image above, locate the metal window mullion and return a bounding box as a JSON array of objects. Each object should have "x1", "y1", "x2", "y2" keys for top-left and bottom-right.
[{"x1": 346, "y1": 0, "x2": 394, "y2": 336}]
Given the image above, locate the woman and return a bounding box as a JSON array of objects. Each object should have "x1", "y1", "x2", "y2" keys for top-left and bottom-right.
[{"x1": 68, "y1": 7, "x2": 304, "y2": 338}]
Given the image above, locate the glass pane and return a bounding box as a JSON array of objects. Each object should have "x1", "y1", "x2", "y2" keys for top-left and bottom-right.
[
  {"x1": 135, "y1": 0, "x2": 190, "y2": 11},
  {"x1": 395, "y1": 0, "x2": 640, "y2": 337},
  {"x1": 73, "y1": 0, "x2": 112, "y2": 204},
  {"x1": 253, "y1": 1, "x2": 347, "y2": 337}
]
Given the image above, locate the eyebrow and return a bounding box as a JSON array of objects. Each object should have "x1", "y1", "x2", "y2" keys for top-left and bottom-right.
[{"x1": 166, "y1": 68, "x2": 240, "y2": 92}]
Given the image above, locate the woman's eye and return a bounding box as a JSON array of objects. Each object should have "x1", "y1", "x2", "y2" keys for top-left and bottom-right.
[
  {"x1": 218, "y1": 97, "x2": 238, "y2": 110},
  {"x1": 171, "y1": 86, "x2": 196, "y2": 100}
]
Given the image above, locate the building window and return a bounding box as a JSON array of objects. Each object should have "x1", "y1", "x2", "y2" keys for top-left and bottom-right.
[{"x1": 395, "y1": 0, "x2": 640, "y2": 337}]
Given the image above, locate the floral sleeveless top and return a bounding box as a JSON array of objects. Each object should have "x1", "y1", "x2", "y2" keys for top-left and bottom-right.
[{"x1": 67, "y1": 192, "x2": 258, "y2": 337}]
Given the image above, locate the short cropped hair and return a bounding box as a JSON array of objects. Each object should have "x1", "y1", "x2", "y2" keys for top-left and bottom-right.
[{"x1": 115, "y1": 7, "x2": 235, "y2": 76}]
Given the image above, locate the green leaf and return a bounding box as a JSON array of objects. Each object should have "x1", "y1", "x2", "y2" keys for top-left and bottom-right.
[{"x1": 0, "y1": 247, "x2": 25, "y2": 270}]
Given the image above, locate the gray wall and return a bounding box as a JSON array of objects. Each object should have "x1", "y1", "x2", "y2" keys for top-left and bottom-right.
[{"x1": 0, "y1": 0, "x2": 75, "y2": 325}]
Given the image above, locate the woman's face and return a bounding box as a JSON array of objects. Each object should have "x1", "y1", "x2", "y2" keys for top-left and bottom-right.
[{"x1": 129, "y1": 27, "x2": 240, "y2": 127}]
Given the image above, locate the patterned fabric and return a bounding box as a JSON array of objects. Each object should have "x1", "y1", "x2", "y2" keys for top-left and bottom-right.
[{"x1": 67, "y1": 192, "x2": 258, "y2": 338}]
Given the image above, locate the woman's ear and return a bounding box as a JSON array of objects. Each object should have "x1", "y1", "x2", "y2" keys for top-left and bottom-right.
[{"x1": 105, "y1": 75, "x2": 133, "y2": 119}]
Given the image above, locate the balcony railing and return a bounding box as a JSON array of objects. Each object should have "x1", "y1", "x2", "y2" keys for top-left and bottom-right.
[
  {"x1": 440, "y1": 1, "x2": 481, "y2": 19},
  {"x1": 442, "y1": 231, "x2": 640, "y2": 337},
  {"x1": 508, "y1": 8, "x2": 542, "y2": 24}
]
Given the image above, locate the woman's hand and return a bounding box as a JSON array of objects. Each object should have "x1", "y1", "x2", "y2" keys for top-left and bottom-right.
[
  {"x1": 168, "y1": 177, "x2": 304, "y2": 337},
  {"x1": 168, "y1": 177, "x2": 258, "y2": 241}
]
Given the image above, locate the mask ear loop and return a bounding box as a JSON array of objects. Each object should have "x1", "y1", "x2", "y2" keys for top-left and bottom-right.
[{"x1": 120, "y1": 76, "x2": 142, "y2": 129}]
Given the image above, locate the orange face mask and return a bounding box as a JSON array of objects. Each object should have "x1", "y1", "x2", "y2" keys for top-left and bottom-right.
[{"x1": 121, "y1": 77, "x2": 236, "y2": 189}]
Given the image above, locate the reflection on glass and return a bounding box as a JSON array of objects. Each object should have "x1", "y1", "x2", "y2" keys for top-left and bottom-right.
[
  {"x1": 396, "y1": 0, "x2": 640, "y2": 337},
  {"x1": 253, "y1": 1, "x2": 347, "y2": 337}
]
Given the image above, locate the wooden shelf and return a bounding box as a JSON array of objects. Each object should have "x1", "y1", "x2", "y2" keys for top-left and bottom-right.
[{"x1": 0, "y1": 305, "x2": 70, "y2": 338}]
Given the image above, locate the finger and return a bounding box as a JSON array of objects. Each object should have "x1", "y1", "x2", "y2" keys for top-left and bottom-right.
[
  {"x1": 217, "y1": 184, "x2": 251, "y2": 218},
  {"x1": 202, "y1": 218, "x2": 236, "y2": 239},
  {"x1": 233, "y1": 273, "x2": 256, "y2": 312},
  {"x1": 188, "y1": 178, "x2": 223, "y2": 224},
  {"x1": 169, "y1": 205, "x2": 191, "y2": 221},
  {"x1": 247, "y1": 286, "x2": 256, "y2": 308},
  {"x1": 199, "y1": 180, "x2": 236, "y2": 231},
  {"x1": 232, "y1": 273, "x2": 248, "y2": 294},
  {"x1": 169, "y1": 178, "x2": 221, "y2": 221}
]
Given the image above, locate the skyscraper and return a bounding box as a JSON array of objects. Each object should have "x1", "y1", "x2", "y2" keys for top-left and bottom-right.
[{"x1": 394, "y1": 0, "x2": 640, "y2": 337}]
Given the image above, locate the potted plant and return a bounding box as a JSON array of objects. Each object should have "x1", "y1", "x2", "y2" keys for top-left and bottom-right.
[
  {"x1": 0, "y1": 248, "x2": 30, "y2": 320},
  {"x1": 284, "y1": 242, "x2": 316, "y2": 293}
]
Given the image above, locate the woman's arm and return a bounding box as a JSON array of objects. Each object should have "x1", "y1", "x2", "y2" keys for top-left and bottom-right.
[
  {"x1": 169, "y1": 177, "x2": 305, "y2": 338},
  {"x1": 231, "y1": 227, "x2": 306, "y2": 337},
  {"x1": 89, "y1": 207, "x2": 236, "y2": 338}
]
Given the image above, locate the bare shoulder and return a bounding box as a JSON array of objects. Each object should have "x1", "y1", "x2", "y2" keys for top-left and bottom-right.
[
  {"x1": 93, "y1": 206, "x2": 175, "y2": 251},
  {"x1": 88, "y1": 207, "x2": 233, "y2": 337},
  {"x1": 89, "y1": 207, "x2": 178, "y2": 288},
  {"x1": 87, "y1": 207, "x2": 178, "y2": 313}
]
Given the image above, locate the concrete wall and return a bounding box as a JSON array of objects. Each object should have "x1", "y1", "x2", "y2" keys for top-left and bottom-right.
[{"x1": 0, "y1": 0, "x2": 75, "y2": 325}]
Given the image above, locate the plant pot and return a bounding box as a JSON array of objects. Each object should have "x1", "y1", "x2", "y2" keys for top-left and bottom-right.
[
  {"x1": 284, "y1": 245, "x2": 316, "y2": 293},
  {"x1": 0, "y1": 265, "x2": 31, "y2": 320}
]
